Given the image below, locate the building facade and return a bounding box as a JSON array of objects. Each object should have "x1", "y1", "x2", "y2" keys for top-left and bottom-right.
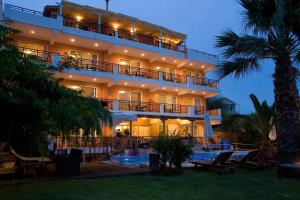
[{"x1": 4, "y1": 0, "x2": 221, "y2": 140}]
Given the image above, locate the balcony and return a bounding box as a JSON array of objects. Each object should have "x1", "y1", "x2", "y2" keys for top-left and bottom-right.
[
  {"x1": 62, "y1": 15, "x2": 186, "y2": 53},
  {"x1": 99, "y1": 99, "x2": 221, "y2": 119},
  {"x1": 17, "y1": 47, "x2": 219, "y2": 91},
  {"x1": 6, "y1": 4, "x2": 219, "y2": 66}
]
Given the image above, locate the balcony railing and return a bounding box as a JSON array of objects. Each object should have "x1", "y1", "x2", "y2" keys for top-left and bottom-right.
[
  {"x1": 9, "y1": 4, "x2": 57, "y2": 18},
  {"x1": 208, "y1": 109, "x2": 220, "y2": 116},
  {"x1": 99, "y1": 98, "x2": 114, "y2": 110},
  {"x1": 18, "y1": 47, "x2": 58, "y2": 62},
  {"x1": 164, "y1": 104, "x2": 188, "y2": 114},
  {"x1": 194, "y1": 106, "x2": 206, "y2": 115},
  {"x1": 118, "y1": 65, "x2": 160, "y2": 80},
  {"x1": 193, "y1": 77, "x2": 218, "y2": 88},
  {"x1": 60, "y1": 56, "x2": 114, "y2": 73},
  {"x1": 119, "y1": 100, "x2": 160, "y2": 112},
  {"x1": 162, "y1": 72, "x2": 187, "y2": 84},
  {"x1": 17, "y1": 47, "x2": 218, "y2": 89}
]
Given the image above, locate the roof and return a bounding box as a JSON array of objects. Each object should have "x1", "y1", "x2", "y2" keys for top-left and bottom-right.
[
  {"x1": 61, "y1": 0, "x2": 186, "y2": 39},
  {"x1": 222, "y1": 97, "x2": 236, "y2": 105}
]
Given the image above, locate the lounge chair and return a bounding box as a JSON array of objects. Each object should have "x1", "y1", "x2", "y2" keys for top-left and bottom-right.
[
  {"x1": 229, "y1": 149, "x2": 262, "y2": 167},
  {"x1": 10, "y1": 148, "x2": 52, "y2": 177},
  {"x1": 0, "y1": 152, "x2": 16, "y2": 179},
  {"x1": 190, "y1": 151, "x2": 234, "y2": 173},
  {"x1": 243, "y1": 147, "x2": 277, "y2": 168}
]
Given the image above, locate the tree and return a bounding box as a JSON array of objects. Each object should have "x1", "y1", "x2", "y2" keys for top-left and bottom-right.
[
  {"x1": 0, "y1": 23, "x2": 111, "y2": 155},
  {"x1": 215, "y1": 0, "x2": 300, "y2": 162},
  {"x1": 249, "y1": 93, "x2": 275, "y2": 145}
]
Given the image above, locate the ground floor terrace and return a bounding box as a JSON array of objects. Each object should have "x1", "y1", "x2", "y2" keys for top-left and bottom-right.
[{"x1": 54, "y1": 116, "x2": 222, "y2": 150}]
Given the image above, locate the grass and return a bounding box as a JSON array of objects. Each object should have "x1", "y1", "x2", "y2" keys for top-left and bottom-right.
[{"x1": 0, "y1": 168, "x2": 299, "y2": 200}]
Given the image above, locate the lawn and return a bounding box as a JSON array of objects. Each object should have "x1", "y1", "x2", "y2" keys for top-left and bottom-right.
[{"x1": 0, "y1": 169, "x2": 299, "y2": 200}]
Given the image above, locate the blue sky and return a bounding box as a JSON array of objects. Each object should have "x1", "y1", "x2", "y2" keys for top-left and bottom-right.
[{"x1": 3, "y1": 0, "x2": 275, "y2": 114}]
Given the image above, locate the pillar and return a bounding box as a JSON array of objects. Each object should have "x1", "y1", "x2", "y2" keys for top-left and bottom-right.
[
  {"x1": 59, "y1": 0, "x2": 63, "y2": 16},
  {"x1": 159, "y1": 30, "x2": 163, "y2": 48},
  {"x1": 190, "y1": 120, "x2": 195, "y2": 146},
  {"x1": 129, "y1": 121, "x2": 133, "y2": 148},
  {"x1": 98, "y1": 14, "x2": 102, "y2": 33},
  {"x1": 161, "y1": 117, "x2": 167, "y2": 136}
]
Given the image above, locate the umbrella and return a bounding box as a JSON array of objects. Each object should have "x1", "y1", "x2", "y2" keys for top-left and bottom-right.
[
  {"x1": 269, "y1": 125, "x2": 276, "y2": 141},
  {"x1": 204, "y1": 112, "x2": 214, "y2": 159}
]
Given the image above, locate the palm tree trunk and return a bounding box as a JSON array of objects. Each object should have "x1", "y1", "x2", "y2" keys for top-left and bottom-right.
[{"x1": 274, "y1": 58, "x2": 300, "y2": 163}]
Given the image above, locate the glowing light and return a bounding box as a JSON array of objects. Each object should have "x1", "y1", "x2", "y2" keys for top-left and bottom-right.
[
  {"x1": 76, "y1": 16, "x2": 82, "y2": 21},
  {"x1": 141, "y1": 84, "x2": 145, "y2": 87},
  {"x1": 113, "y1": 24, "x2": 119, "y2": 30},
  {"x1": 120, "y1": 61, "x2": 127, "y2": 65},
  {"x1": 192, "y1": 90, "x2": 195, "y2": 94},
  {"x1": 201, "y1": 65, "x2": 205, "y2": 69},
  {"x1": 156, "y1": 66, "x2": 161, "y2": 70},
  {"x1": 124, "y1": 49, "x2": 128, "y2": 53},
  {"x1": 141, "y1": 53, "x2": 145, "y2": 57},
  {"x1": 175, "y1": 89, "x2": 178, "y2": 92},
  {"x1": 70, "y1": 38, "x2": 75, "y2": 42},
  {"x1": 119, "y1": 91, "x2": 125, "y2": 94},
  {"x1": 94, "y1": 43, "x2": 99, "y2": 47},
  {"x1": 24, "y1": 50, "x2": 32, "y2": 54},
  {"x1": 68, "y1": 75, "x2": 72, "y2": 79},
  {"x1": 93, "y1": 78, "x2": 97, "y2": 81},
  {"x1": 162, "y1": 57, "x2": 166, "y2": 61},
  {"x1": 202, "y1": 92, "x2": 206, "y2": 95},
  {"x1": 174, "y1": 60, "x2": 177, "y2": 63},
  {"x1": 30, "y1": 30, "x2": 35, "y2": 34},
  {"x1": 162, "y1": 87, "x2": 166, "y2": 90},
  {"x1": 142, "y1": 117, "x2": 146, "y2": 120},
  {"x1": 190, "y1": 63, "x2": 193, "y2": 66},
  {"x1": 124, "y1": 82, "x2": 128, "y2": 85}
]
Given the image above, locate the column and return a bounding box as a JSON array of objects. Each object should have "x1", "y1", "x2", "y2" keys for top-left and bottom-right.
[
  {"x1": 159, "y1": 30, "x2": 163, "y2": 48},
  {"x1": 190, "y1": 120, "x2": 195, "y2": 146},
  {"x1": 59, "y1": 1, "x2": 63, "y2": 16},
  {"x1": 161, "y1": 117, "x2": 167, "y2": 136},
  {"x1": 98, "y1": 14, "x2": 102, "y2": 33},
  {"x1": 129, "y1": 121, "x2": 133, "y2": 148}
]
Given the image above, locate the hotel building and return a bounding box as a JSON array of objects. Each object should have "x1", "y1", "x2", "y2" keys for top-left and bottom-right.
[{"x1": 3, "y1": 1, "x2": 221, "y2": 142}]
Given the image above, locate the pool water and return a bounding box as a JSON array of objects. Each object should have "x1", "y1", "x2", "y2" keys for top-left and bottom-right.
[{"x1": 111, "y1": 151, "x2": 247, "y2": 166}]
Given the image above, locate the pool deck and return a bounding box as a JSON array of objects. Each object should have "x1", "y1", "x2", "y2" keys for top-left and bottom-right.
[{"x1": 0, "y1": 161, "x2": 150, "y2": 185}]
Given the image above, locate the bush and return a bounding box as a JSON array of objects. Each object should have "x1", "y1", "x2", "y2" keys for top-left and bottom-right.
[{"x1": 152, "y1": 135, "x2": 193, "y2": 174}]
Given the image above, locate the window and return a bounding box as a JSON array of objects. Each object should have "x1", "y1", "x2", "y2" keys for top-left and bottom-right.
[
  {"x1": 118, "y1": 91, "x2": 142, "y2": 102},
  {"x1": 156, "y1": 66, "x2": 176, "y2": 74},
  {"x1": 70, "y1": 50, "x2": 97, "y2": 61},
  {"x1": 18, "y1": 41, "x2": 46, "y2": 51},
  {"x1": 120, "y1": 59, "x2": 140, "y2": 67},
  {"x1": 158, "y1": 95, "x2": 176, "y2": 104},
  {"x1": 67, "y1": 86, "x2": 97, "y2": 98},
  {"x1": 18, "y1": 42, "x2": 47, "y2": 60}
]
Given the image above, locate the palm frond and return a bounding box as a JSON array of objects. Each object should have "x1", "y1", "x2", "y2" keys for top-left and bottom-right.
[
  {"x1": 216, "y1": 29, "x2": 270, "y2": 59},
  {"x1": 213, "y1": 57, "x2": 260, "y2": 80},
  {"x1": 249, "y1": 93, "x2": 261, "y2": 113},
  {"x1": 240, "y1": 0, "x2": 276, "y2": 33}
]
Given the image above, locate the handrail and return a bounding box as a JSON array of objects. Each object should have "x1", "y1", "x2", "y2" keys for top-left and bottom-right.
[
  {"x1": 118, "y1": 65, "x2": 160, "y2": 80},
  {"x1": 8, "y1": 4, "x2": 57, "y2": 18},
  {"x1": 162, "y1": 72, "x2": 187, "y2": 84},
  {"x1": 192, "y1": 76, "x2": 218, "y2": 88},
  {"x1": 164, "y1": 104, "x2": 188, "y2": 114},
  {"x1": 60, "y1": 56, "x2": 114, "y2": 73},
  {"x1": 17, "y1": 47, "x2": 217, "y2": 88},
  {"x1": 119, "y1": 100, "x2": 160, "y2": 112}
]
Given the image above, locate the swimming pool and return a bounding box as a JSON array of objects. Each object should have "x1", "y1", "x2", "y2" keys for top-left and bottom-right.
[{"x1": 111, "y1": 151, "x2": 247, "y2": 166}]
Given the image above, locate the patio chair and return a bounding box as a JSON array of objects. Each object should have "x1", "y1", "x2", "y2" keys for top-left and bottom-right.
[
  {"x1": 0, "y1": 152, "x2": 16, "y2": 179},
  {"x1": 10, "y1": 148, "x2": 52, "y2": 177},
  {"x1": 245, "y1": 147, "x2": 277, "y2": 168},
  {"x1": 229, "y1": 149, "x2": 262, "y2": 167},
  {"x1": 190, "y1": 151, "x2": 234, "y2": 173}
]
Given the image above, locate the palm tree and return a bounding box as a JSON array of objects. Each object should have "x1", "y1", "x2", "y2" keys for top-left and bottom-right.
[
  {"x1": 215, "y1": 0, "x2": 300, "y2": 162},
  {"x1": 249, "y1": 94, "x2": 275, "y2": 145}
]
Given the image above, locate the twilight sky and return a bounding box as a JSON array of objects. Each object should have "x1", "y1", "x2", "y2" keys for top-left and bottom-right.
[{"x1": 3, "y1": 0, "x2": 275, "y2": 114}]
